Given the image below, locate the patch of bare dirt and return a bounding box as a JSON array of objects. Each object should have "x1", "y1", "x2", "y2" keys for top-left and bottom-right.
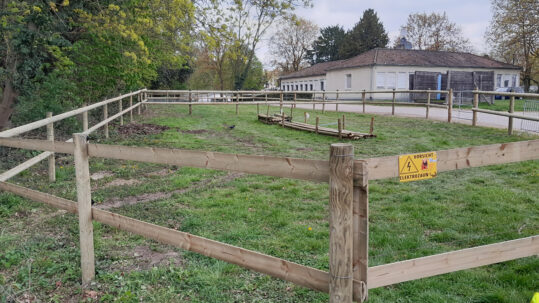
[
  {"x1": 95, "y1": 172, "x2": 243, "y2": 210},
  {"x1": 145, "y1": 168, "x2": 173, "y2": 177},
  {"x1": 102, "y1": 178, "x2": 142, "y2": 188},
  {"x1": 107, "y1": 245, "x2": 183, "y2": 273},
  {"x1": 117, "y1": 123, "x2": 170, "y2": 137},
  {"x1": 90, "y1": 171, "x2": 114, "y2": 181}
]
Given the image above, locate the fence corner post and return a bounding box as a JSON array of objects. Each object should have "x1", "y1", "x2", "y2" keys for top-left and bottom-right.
[
  {"x1": 353, "y1": 160, "x2": 368, "y2": 302},
  {"x1": 329, "y1": 143, "x2": 354, "y2": 303},
  {"x1": 46, "y1": 112, "x2": 55, "y2": 182},
  {"x1": 362, "y1": 90, "x2": 366, "y2": 114},
  {"x1": 73, "y1": 133, "x2": 95, "y2": 286}
]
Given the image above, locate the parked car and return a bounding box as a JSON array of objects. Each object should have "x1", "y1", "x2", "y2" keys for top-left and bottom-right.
[{"x1": 494, "y1": 87, "x2": 523, "y2": 99}]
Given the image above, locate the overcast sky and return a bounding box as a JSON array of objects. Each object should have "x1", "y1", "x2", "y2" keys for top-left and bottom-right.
[{"x1": 258, "y1": 0, "x2": 494, "y2": 68}]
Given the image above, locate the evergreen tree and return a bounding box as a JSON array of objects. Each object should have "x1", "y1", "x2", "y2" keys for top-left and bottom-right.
[
  {"x1": 306, "y1": 25, "x2": 346, "y2": 64},
  {"x1": 338, "y1": 9, "x2": 389, "y2": 59}
]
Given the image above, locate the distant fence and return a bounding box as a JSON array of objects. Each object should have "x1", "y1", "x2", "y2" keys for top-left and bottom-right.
[
  {"x1": 145, "y1": 89, "x2": 539, "y2": 135},
  {"x1": 0, "y1": 89, "x2": 538, "y2": 302}
]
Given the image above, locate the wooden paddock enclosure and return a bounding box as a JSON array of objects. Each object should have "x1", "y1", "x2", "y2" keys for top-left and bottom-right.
[{"x1": 1, "y1": 89, "x2": 538, "y2": 303}]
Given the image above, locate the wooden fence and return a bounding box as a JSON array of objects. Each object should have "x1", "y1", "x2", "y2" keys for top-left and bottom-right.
[
  {"x1": 0, "y1": 89, "x2": 538, "y2": 302},
  {"x1": 145, "y1": 89, "x2": 539, "y2": 135}
]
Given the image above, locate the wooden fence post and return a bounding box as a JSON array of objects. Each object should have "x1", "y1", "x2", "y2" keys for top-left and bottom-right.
[
  {"x1": 304, "y1": 112, "x2": 307, "y2": 123},
  {"x1": 508, "y1": 95, "x2": 515, "y2": 135},
  {"x1": 280, "y1": 92, "x2": 283, "y2": 113},
  {"x1": 290, "y1": 103, "x2": 294, "y2": 120},
  {"x1": 391, "y1": 89, "x2": 396, "y2": 116},
  {"x1": 137, "y1": 93, "x2": 141, "y2": 115},
  {"x1": 329, "y1": 143, "x2": 354, "y2": 303},
  {"x1": 189, "y1": 90, "x2": 192, "y2": 115},
  {"x1": 119, "y1": 98, "x2": 123, "y2": 126},
  {"x1": 369, "y1": 117, "x2": 374, "y2": 136},
  {"x1": 322, "y1": 92, "x2": 326, "y2": 113},
  {"x1": 472, "y1": 89, "x2": 479, "y2": 126},
  {"x1": 103, "y1": 104, "x2": 109, "y2": 139},
  {"x1": 336, "y1": 90, "x2": 339, "y2": 112},
  {"x1": 73, "y1": 133, "x2": 95, "y2": 286},
  {"x1": 426, "y1": 89, "x2": 431, "y2": 119},
  {"x1": 236, "y1": 91, "x2": 239, "y2": 115},
  {"x1": 316, "y1": 117, "x2": 319, "y2": 134},
  {"x1": 293, "y1": 92, "x2": 297, "y2": 108},
  {"x1": 46, "y1": 112, "x2": 55, "y2": 182},
  {"x1": 82, "y1": 104, "x2": 88, "y2": 132},
  {"x1": 353, "y1": 161, "x2": 368, "y2": 302},
  {"x1": 129, "y1": 95, "x2": 133, "y2": 123},
  {"x1": 362, "y1": 90, "x2": 366, "y2": 114},
  {"x1": 338, "y1": 119, "x2": 342, "y2": 139},
  {"x1": 447, "y1": 88, "x2": 453, "y2": 123}
]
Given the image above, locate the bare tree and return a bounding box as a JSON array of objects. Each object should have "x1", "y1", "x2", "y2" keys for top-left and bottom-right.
[
  {"x1": 269, "y1": 18, "x2": 318, "y2": 73},
  {"x1": 486, "y1": 0, "x2": 538, "y2": 91},
  {"x1": 400, "y1": 12, "x2": 472, "y2": 52}
]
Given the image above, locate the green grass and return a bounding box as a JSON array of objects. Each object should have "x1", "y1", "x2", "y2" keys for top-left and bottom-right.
[
  {"x1": 459, "y1": 98, "x2": 532, "y2": 112},
  {"x1": 1, "y1": 104, "x2": 538, "y2": 302}
]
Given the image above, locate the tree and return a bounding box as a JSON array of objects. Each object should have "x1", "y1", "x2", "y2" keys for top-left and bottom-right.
[
  {"x1": 399, "y1": 12, "x2": 472, "y2": 52},
  {"x1": 196, "y1": 0, "x2": 312, "y2": 90},
  {"x1": 338, "y1": 9, "x2": 388, "y2": 59},
  {"x1": 306, "y1": 25, "x2": 346, "y2": 64},
  {"x1": 269, "y1": 18, "x2": 318, "y2": 73},
  {"x1": 486, "y1": 0, "x2": 538, "y2": 91}
]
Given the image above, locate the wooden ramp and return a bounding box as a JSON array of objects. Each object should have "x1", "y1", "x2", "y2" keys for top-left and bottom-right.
[{"x1": 258, "y1": 114, "x2": 375, "y2": 140}]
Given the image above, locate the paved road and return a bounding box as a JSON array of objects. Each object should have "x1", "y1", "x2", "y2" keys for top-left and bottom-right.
[{"x1": 290, "y1": 103, "x2": 538, "y2": 133}]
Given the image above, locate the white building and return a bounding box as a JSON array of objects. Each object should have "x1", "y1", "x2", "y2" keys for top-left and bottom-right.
[{"x1": 279, "y1": 49, "x2": 521, "y2": 99}]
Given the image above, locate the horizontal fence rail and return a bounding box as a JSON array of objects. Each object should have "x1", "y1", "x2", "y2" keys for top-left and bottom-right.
[{"x1": 0, "y1": 89, "x2": 146, "y2": 138}]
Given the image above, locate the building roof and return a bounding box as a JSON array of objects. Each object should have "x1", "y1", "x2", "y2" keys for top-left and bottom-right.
[
  {"x1": 280, "y1": 49, "x2": 520, "y2": 80},
  {"x1": 279, "y1": 60, "x2": 344, "y2": 80}
]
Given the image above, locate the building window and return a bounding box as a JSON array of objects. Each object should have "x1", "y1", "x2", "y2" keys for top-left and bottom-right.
[
  {"x1": 496, "y1": 74, "x2": 502, "y2": 87},
  {"x1": 320, "y1": 81, "x2": 325, "y2": 91},
  {"x1": 511, "y1": 75, "x2": 517, "y2": 87},
  {"x1": 287, "y1": 85, "x2": 289, "y2": 91},
  {"x1": 295, "y1": 85, "x2": 299, "y2": 91},
  {"x1": 397, "y1": 72, "x2": 408, "y2": 89},
  {"x1": 504, "y1": 80, "x2": 509, "y2": 87},
  {"x1": 300, "y1": 84, "x2": 303, "y2": 91},
  {"x1": 345, "y1": 74, "x2": 352, "y2": 89},
  {"x1": 386, "y1": 72, "x2": 396, "y2": 89},
  {"x1": 310, "y1": 84, "x2": 313, "y2": 91},
  {"x1": 376, "y1": 72, "x2": 385, "y2": 88}
]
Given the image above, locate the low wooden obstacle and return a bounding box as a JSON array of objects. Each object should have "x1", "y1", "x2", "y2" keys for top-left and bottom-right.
[{"x1": 258, "y1": 114, "x2": 375, "y2": 140}]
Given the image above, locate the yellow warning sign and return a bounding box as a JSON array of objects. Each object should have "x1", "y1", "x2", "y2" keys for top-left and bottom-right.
[{"x1": 398, "y1": 152, "x2": 437, "y2": 182}]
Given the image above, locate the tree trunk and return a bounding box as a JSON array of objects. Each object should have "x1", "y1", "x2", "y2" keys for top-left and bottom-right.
[{"x1": 0, "y1": 79, "x2": 17, "y2": 130}]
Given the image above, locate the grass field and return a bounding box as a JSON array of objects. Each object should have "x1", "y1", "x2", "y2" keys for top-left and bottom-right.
[{"x1": 1, "y1": 104, "x2": 538, "y2": 302}]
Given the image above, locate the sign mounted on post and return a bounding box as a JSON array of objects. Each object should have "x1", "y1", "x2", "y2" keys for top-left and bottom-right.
[{"x1": 398, "y1": 152, "x2": 437, "y2": 182}]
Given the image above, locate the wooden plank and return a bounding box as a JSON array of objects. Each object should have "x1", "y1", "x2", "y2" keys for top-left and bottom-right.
[
  {"x1": 447, "y1": 88, "x2": 453, "y2": 123},
  {"x1": 363, "y1": 139, "x2": 539, "y2": 180},
  {"x1": 329, "y1": 143, "x2": 354, "y2": 303},
  {"x1": 472, "y1": 90, "x2": 478, "y2": 126},
  {"x1": 368, "y1": 235, "x2": 539, "y2": 289},
  {"x1": 73, "y1": 134, "x2": 95, "y2": 285},
  {"x1": 352, "y1": 161, "x2": 368, "y2": 302},
  {"x1": 0, "y1": 152, "x2": 52, "y2": 182},
  {"x1": 0, "y1": 181, "x2": 364, "y2": 301},
  {"x1": 0, "y1": 137, "x2": 74, "y2": 154},
  {"x1": 0, "y1": 181, "x2": 78, "y2": 213},
  {"x1": 0, "y1": 89, "x2": 145, "y2": 138},
  {"x1": 87, "y1": 143, "x2": 330, "y2": 182}
]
